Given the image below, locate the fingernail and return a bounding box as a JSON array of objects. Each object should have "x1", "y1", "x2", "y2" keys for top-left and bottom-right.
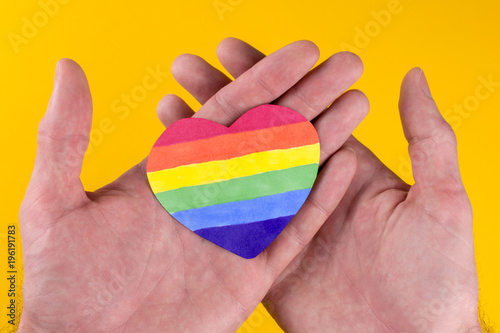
[
  {"x1": 344, "y1": 146, "x2": 356, "y2": 156},
  {"x1": 418, "y1": 68, "x2": 432, "y2": 98}
]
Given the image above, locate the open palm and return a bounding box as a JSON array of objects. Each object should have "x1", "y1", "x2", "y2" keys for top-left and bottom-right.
[
  {"x1": 169, "y1": 38, "x2": 481, "y2": 332},
  {"x1": 19, "y1": 41, "x2": 365, "y2": 332}
]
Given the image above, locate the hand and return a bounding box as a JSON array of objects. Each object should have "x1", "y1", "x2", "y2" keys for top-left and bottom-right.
[
  {"x1": 169, "y1": 39, "x2": 481, "y2": 332},
  {"x1": 18, "y1": 41, "x2": 365, "y2": 332}
]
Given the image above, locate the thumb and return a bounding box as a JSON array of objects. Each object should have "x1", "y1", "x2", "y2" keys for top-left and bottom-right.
[
  {"x1": 399, "y1": 68, "x2": 463, "y2": 190},
  {"x1": 26, "y1": 59, "x2": 92, "y2": 217}
]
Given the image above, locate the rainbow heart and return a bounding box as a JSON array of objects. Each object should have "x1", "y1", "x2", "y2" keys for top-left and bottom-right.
[{"x1": 146, "y1": 104, "x2": 320, "y2": 258}]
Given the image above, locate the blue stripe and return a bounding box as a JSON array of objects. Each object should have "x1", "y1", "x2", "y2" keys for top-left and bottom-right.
[{"x1": 172, "y1": 189, "x2": 311, "y2": 231}]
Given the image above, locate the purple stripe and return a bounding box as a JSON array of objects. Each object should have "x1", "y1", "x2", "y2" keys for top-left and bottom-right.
[{"x1": 194, "y1": 215, "x2": 293, "y2": 259}]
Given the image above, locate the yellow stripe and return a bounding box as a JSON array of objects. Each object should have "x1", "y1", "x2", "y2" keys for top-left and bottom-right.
[{"x1": 147, "y1": 143, "x2": 320, "y2": 193}]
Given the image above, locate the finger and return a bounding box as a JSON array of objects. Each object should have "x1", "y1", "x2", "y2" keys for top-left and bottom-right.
[
  {"x1": 263, "y1": 148, "x2": 357, "y2": 277},
  {"x1": 217, "y1": 38, "x2": 364, "y2": 121},
  {"x1": 169, "y1": 41, "x2": 366, "y2": 170},
  {"x1": 314, "y1": 90, "x2": 369, "y2": 165},
  {"x1": 216, "y1": 37, "x2": 266, "y2": 78},
  {"x1": 196, "y1": 40, "x2": 320, "y2": 125},
  {"x1": 27, "y1": 59, "x2": 92, "y2": 212},
  {"x1": 171, "y1": 54, "x2": 232, "y2": 105},
  {"x1": 156, "y1": 94, "x2": 195, "y2": 127},
  {"x1": 169, "y1": 38, "x2": 262, "y2": 116},
  {"x1": 170, "y1": 42, "x2": 256, "y2": 110},
  {"x1": 399, "y1": 68, "x2": 462, "y2": 188},
  {"x1": 275, "y1": 52, "x2": 364, "y2": 120}
]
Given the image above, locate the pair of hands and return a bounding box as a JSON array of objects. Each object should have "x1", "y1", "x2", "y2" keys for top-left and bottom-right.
[{"x1": 19, "y1": 38, "x2": 480, "y2": 332}]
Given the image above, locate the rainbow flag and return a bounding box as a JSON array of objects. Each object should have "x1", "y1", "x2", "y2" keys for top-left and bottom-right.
[{"x1": 147, "y1": 104, "x2": 320, "y2": 258}]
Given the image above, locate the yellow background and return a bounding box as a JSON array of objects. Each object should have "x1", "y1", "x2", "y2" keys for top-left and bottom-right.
[{"x1": 1, "y1": 0, "x2": 499, "y2": 331}]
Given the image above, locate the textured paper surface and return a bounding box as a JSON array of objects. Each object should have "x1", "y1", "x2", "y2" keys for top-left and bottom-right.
[{"x1": 147, "y1": 104, "x2": 320, "y2": 258}]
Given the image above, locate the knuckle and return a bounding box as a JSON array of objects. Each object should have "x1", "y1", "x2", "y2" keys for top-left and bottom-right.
[
  {"x1": 250, "y1": 67, "x2": 275, "y2": 98},
  {"x1": 437, "y1": 121, "x2": 457, "y2": 146},
  {"x1": 214, "y1": 92, "x2": 240, "y2": 121}
]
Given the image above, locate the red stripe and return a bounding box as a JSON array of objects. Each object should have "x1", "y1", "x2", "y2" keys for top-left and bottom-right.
[{"x1": 153, "y1": 104, "x2": 307, "y2": 147}]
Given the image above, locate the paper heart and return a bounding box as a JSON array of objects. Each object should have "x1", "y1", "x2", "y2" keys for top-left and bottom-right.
[{"x1": 146, "y1": 104, "x2": 320, "y2": 258}]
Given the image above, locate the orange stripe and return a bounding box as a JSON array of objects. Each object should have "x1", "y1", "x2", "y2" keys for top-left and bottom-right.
[{"x1": 147, "y1": 121, "x2": 318, "y2": 172}]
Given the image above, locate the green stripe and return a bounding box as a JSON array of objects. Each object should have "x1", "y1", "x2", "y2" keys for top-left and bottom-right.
[{"x1": 156, "y1": 163, "x2": 318, "y2": 214}]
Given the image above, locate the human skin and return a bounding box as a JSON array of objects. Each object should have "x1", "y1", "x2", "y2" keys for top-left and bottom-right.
[
  {"x1": 18, "y1": 41, "x2": 366, "y2": 332},
  {"x1": 166, "y1": 38, "x2": 481, "y2": 332}
]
